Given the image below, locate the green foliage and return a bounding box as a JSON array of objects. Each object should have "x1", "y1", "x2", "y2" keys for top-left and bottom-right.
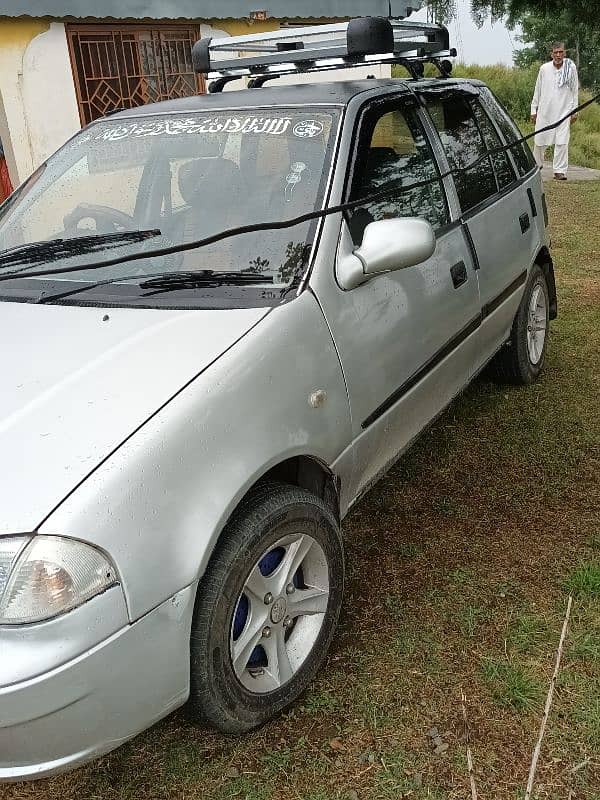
[
  {"x1": 427, "y1": 2, "x2": 600, "y2": 89},
  {"x1": 514, "y1": 10, "x2": 600, "y2": 90},
  {"x1": 452, "y1": 62, "x2": 541, "y2": 123},
  {"x1": 427, "y1": 1, "x2": 590, "y2": 28}
]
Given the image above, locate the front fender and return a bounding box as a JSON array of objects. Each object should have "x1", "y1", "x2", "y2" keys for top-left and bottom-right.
[{"x1": 39, "y1": 291, "x2": 352, "y2": 621}]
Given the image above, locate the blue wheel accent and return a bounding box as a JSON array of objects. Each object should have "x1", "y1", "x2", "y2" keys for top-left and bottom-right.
[
  {"x1": 258, "y1": 546, "x2": 285, "y2": 576},
  {"x1": 233, "y1": 594, "x2": 265, "y2": 666},
  {"x1": 232, "y1": 593, "x2": 248, "y2": 640},
  {"x1": 248, "y1": 644, "x2": 267, "y2": 668}
]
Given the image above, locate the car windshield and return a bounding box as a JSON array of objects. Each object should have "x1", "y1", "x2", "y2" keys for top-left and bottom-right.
[{"x1": 0, "y1": 108, "x2": 339, "y2": 308}]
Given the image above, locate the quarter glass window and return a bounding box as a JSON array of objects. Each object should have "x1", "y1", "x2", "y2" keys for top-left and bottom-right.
[
  {"x1": 470, "y1": 99, "x2": 516, "y2": 191},
  {"x1": 479, "y1": 87, "x2": 535, "y2": 177}
]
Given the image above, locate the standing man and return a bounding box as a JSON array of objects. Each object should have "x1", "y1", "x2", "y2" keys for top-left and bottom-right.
[{"x1": 531, "y1": 42, "x2": 579, "y2": 181}]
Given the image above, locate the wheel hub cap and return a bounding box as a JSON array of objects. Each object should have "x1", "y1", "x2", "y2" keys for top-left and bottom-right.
[
  {"x1": 270, "y1": 597, "x2": 287, "y2": 624},
  {"x1": 229, "y1": 532, "x2": 330, "y2": 694}
]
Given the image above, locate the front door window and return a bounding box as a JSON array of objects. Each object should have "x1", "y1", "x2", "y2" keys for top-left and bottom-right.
[{"x1": 347, "y1": 103, "x2": 449, "y2": 244}]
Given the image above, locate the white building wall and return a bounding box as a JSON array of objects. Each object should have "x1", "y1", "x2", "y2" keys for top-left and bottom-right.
[
  {"x1": 0, "y1": 33, "x2": 36, "y2": 184},
  {"x1": 21, "y1": 23, "x2": 80, "y2": 172},
  {"x1": 0, "y1": 22, "x2": 79, "y2": 186}
]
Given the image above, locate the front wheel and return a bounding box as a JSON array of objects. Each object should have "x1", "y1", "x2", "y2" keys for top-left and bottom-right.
[
  {"x1": 489, "y1": 264, "x2": 550, "y2": 385},
  {"x1": 188, "y1": 482, "x2": 344, "y2": 733}
]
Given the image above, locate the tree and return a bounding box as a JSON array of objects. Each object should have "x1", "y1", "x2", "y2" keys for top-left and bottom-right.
[
  {"x1": 427, "y1": 0, "x2": 590, "y2": 29},
  {"x1": 514, "y1": 11, "x2": 600, "y2": 90}
]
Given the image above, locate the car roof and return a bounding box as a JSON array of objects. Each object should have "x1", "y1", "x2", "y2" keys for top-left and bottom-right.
[{"x1": 106, "y1": 77, "x2": 483, "y2": 120}]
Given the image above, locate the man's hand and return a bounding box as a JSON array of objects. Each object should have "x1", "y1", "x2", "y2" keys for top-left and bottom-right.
[
  {"x1": 530, "y1": 113, "x2": 537, "y2": 124},
  {"x1": 571, "y1": 113, "x2": 578, "y2": 123}
]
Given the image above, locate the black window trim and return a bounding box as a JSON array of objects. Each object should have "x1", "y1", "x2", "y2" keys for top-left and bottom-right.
[
  {"x1": 420, "y1": 87, "x2": 539, "y2": 222},
  {"x1": 460, "y1": 166, "x2": 539, "y2": 223},
  {"x1": 466, "y1": 97, "x2": 501, "y2": 195}
]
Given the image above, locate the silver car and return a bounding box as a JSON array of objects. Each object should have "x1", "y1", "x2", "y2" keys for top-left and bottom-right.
[{"x1": 0, "y1": 19, "x2": 556, "y2": 781}]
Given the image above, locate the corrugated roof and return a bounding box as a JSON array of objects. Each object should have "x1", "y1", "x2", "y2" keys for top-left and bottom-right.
[{"x1": 0, "y1": 1, "x2": 424, "y2": 20}]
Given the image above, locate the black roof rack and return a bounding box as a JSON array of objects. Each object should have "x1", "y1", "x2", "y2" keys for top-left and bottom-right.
[{"x1": 193, "y1": 17, "x2": 457, "y2": 89}]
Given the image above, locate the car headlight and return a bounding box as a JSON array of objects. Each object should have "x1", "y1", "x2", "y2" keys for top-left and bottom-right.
[{"x1": 0, "y1": 535, "x2": 118, "y2": 625}]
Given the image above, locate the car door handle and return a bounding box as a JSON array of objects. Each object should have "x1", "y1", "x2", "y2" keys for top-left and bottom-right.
[
  {"x1": 519, "y1": 213, "x2": 531, "y2": 234},
  {"x1": 450, "y1": 260, "x2": 468, "y2": 289}
]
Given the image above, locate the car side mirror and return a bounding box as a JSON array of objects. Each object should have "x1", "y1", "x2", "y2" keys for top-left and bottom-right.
[{"x1": 336, "y1": 218, "x2": 436, "y2": 291}]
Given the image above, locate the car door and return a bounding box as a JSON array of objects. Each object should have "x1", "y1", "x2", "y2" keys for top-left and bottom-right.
[
  {"x1": 312, "y1": 94, "x2": 481, "y2": 504},
  {"x1": 422, "y1": 89, "x2": 537, "y2": 368},
  {"x1": 477, "y1": 86, "x2": 552, "y2": 306}
]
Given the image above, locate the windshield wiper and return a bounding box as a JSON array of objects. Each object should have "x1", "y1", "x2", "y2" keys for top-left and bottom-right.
[
  {"x1": 0, "y1": 230, "x2": 161, "y2": 269},
  {"x1": 34, "y1": 269, "x2": 273, "y2": 304},
  {"x1": 139, "y1": 270, "x2": 273, "y2": 291}
]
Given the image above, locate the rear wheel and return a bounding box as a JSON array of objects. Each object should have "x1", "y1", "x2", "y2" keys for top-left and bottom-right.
[
  {"x1": 489, "y1": 264, "x2": 550, "y2": 385},
  {"x1": 188, "y1": 482, "x2": 344, "y2": 733}
]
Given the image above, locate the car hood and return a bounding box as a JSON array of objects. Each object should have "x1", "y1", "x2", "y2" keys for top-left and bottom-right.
[{"x1": 0, "y1": 301, "x2": 269, "y2": 534}]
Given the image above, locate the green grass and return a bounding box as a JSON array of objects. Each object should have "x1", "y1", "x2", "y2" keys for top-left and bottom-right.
[
  {"x1": 507, "y1": 613, "x2": 554, "y2": 654},
  {"x1": 458, "y1": 605, "x2": 489, "y2": 637},
  {"x1": 301, "y1": 689, "x2": 343, "y2": 715},
  {"x1": 482, "y1": 659, "x2": 544, "y2": 711},
  {"x1": 5, "y1": 183, "x2": 600, "y2": 800},
  {"x1": 570, "y1": 628, "x2": 600, "y2": 662},
  {"x1": 565, "y1": 563, "x2": 600, "y2": 596},
  {"x1": 219, "y1": 777, "x2": 273, "y2": 800}
]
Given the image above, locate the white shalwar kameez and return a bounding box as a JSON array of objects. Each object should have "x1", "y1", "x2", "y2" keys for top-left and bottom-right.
[{"x1": 531, "y1": 59, "x2": 579, "y2": 175}]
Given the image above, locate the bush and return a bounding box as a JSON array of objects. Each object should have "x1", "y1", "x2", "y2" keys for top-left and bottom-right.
[{"x1": 452, "y1": 62, "x2": 539, "y2": 122}]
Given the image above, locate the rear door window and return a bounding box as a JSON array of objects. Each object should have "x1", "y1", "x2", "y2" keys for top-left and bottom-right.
[{"x1": 425, "y1": 95, "x2": 497, "y2": 214}]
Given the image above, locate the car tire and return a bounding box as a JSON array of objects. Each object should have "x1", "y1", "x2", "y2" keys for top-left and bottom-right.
[
  {"x1": 187, "y1": 482, "x2": 344, "y2": 733},
  {"x1": 488, "y1": 265, "x2": 550, "y2": 385}
]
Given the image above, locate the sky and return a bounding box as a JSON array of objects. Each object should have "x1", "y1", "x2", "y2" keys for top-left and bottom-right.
[{"x1": 410, "y1": 0, "x2": 525, "y2": 66}]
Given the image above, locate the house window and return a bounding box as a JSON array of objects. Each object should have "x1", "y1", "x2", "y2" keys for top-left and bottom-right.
[{"x1": 67, "y1": 24, "x2": 205, "y2": 126}]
